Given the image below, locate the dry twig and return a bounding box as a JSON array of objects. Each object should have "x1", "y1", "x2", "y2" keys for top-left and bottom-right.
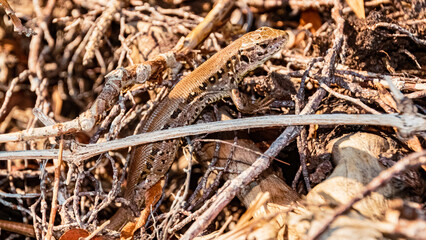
[
  {"x1": 0, "y1": 0, "x2": 35, "y2": 36},
  {"x1": 1, "y1": 114, "x2": 424, "y2": 162},
  {"x1": 45, "y1": 137, "x2": 63, "y2": 240}
]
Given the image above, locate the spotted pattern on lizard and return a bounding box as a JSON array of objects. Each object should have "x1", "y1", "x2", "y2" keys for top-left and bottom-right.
[{"x1": 107, "y1": 27, "x2": 288, "y2": 230}]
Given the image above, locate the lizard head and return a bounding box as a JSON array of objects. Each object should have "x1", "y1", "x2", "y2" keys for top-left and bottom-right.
[{"x1": 235, "y1": 27, "x2": 288, "y2": 79}]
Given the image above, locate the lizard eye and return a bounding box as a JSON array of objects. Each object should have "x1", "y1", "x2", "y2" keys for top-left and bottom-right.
[
  {"x1": 260, "y1": 43, "x2": 268, "y2": 49},
  {"x1": 240, "y1": 54, "x2": 249, "y2": 63}
]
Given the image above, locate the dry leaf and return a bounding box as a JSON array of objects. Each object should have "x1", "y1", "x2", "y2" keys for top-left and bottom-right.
[
  {"x1": 59, "y1": 229, "x2": 105, "y2": 240},
  {"x1": 120, "y1": 180, "x2": 164, "y2": 240},
  {"x1": 300, "y1": 9, "x2": 322, "y2": 33},
  {"x1": 295, "y1": 10, "x2": 323, "y2": 48}
]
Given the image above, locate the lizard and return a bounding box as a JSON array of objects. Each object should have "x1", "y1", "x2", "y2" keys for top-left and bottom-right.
[{"x1": 106, "y1": 26, "x2": 289, "y2": 232}]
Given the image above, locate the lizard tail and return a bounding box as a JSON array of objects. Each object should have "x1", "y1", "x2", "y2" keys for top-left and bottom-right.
[{"x1": 106, "y1": 207, "x2": 133, "y2": 231}]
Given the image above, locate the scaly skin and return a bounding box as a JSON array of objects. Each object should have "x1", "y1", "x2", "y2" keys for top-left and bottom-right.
[{"x1": 108, "y1": 27, "x2": 288, "y2": 230}]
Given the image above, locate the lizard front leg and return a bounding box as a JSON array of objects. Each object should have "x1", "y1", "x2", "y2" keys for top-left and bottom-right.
[{"x1": 230, "y1": 88, "x2": 274, "y2": 114}]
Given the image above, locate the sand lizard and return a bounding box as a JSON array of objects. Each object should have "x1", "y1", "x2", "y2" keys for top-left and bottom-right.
[{"x1": 107, "y1": 27, "x2": 289, "y2": 231}]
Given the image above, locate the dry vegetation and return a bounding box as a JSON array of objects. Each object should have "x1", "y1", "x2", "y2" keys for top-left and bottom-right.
[{"x1": 0, "y1": 0, "x2": 425, "y2": 239}]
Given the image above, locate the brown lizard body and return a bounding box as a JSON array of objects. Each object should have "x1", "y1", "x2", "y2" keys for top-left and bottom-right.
[{"x1": 108, "y1": 27, "x2": 288, "y2": 230}]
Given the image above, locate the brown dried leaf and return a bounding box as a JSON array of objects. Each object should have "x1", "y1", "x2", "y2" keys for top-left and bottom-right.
[
  {"x1": 120, "y1": 180, "x2": 163, "y2": 240},
  {"x1": 300, "y1": 9, "x2": 322, "y2": 33},
  {"x1": 59, "y1": 229, "x2": 105, "y2": 240},
  {"x1": 293, "y1": 10, "x2": 323, "y2": 48}
]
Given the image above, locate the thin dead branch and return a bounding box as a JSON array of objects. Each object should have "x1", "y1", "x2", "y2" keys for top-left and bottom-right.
[
  {"x1": 83, "y1": 0, "x2": 122, "y2": 65},
  {"x1": 370, "y1": 22, "x2": 426, "y2": 46},
  {"x1": 45, "y1": 137, "x2": 63, "y2": 240},
  {"x1": 0, "y1": 114, "x2": 424, "y2": 162}
]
